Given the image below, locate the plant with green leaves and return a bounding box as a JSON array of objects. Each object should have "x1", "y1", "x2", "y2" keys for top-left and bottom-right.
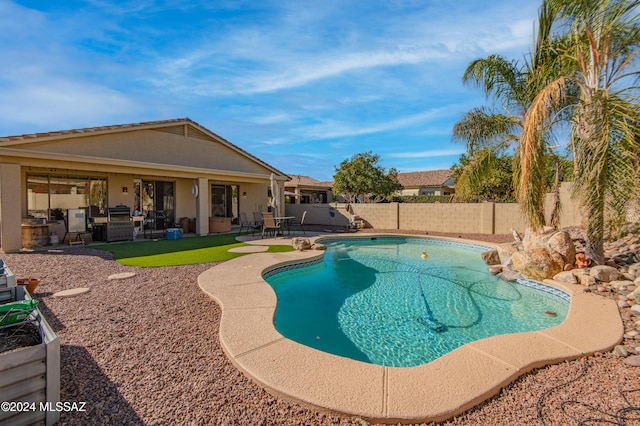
[
  {"x1": 523, "y1": 0, "x2": 640, "y2": 264},
  {"x1": 333, "y1": 152, "x2": 402, "y2": 203},
  {"x1": 453, "y1": 1, "x2": 566, "y2": 226},
  {"x1": 451, "y1": 153, "x2": 516, "y2": 202}
]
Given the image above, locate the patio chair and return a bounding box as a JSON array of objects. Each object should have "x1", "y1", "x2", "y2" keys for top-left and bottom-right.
[
  {"x1": 253, "y1": 211, "x2": 264, "y2": 229},
  {"x1": 261, "y1": 212, "x2": 281, "y2": 239},
  {"x1": 238, "y1": 212, "x2": 260, "y2": 235},
  {"x1": 289, "y1": 211, "x2": 307, "y2": 236}
]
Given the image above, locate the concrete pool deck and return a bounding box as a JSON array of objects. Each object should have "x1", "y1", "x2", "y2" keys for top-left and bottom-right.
[{"x1": 197, "y1": 233, "x2": 623, "y2": 424}]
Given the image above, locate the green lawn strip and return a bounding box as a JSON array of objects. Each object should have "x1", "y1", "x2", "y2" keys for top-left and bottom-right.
[{"x1": 91, "y1": 233, "x2": 294, "y2": 267}]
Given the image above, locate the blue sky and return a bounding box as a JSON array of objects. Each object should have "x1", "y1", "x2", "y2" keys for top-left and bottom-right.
[{"x1": 0, "y1": 0, "x2": 541, "y2": 181}]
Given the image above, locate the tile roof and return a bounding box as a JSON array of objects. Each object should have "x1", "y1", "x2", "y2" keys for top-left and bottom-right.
[
  {"x1": 285, "y1": 175, "x2": 333, "y2": 188},
  {"x1": 397, "y1": 170, "x2": 453, "y2": 188}
]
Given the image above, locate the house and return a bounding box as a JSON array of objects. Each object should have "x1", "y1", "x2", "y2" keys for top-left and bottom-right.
[
  {"x1": 284, "y1": 175, "x2": 334, "y2": 204},
  {"x1": 396, "y1": 170, "x2": 455, "y2": 196},
  {"x1": 0, "y1": 118, "x2": 288, "y2": 252}
]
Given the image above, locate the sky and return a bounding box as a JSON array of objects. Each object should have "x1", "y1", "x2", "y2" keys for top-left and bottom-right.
[{"x1": 0, "y1": 0, "x2": 542, "y2": 181}]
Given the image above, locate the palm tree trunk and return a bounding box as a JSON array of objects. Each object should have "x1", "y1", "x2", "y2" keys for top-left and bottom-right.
[{"x1": 549, "y1": 157, "x2": 561, "y2": 229}]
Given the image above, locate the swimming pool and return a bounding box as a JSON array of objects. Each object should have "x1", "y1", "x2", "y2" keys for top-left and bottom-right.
[{"x1": 265, "y1": 236, "x2": 569, "y2": 367}]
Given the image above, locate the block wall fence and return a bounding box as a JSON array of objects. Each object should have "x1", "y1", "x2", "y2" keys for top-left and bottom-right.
[{"x1": 285, "y1": 183, "x2": 583, "y2": 235}]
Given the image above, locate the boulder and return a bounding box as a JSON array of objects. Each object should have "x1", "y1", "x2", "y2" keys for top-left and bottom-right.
[
  {"x1": 313, "y1": 243, "x2": 326, "y2": 251},
  {"x1": 522, "y1": 227, "x2": 556, "y2": 251},
  {"x1": 498, "y1": 267, "x2": 521, "y2": 282},
  {"x1": 552, "y1": 271, "x2": 578, "y2": 284},
  {"x1": 497, "y1": 242, "x2": 519, "y2": 266},
  {"x1": 481, "y1": 249, "x2": 501, "y2": 265},
  {"x1": 512, "y1": 248, "x2": 563, "y2": 281},
  {"x1": 547, "y1": 231, "x2": 576, "y2": 267},
  {"x1": 291, "y1": 237, "x2": 312, "y2": 251},
  {"x1": 487, "y1": 265, "x2": 503, "y2": 275},
  {"x1": 578, "y1": 274, "x2": 597, "y2": 286},
  {"x1": 590, "y1": 265, "x2": 622, "y2": 282}
]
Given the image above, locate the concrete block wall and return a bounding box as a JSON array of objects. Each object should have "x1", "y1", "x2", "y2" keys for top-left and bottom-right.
[
  {"x1": 284, "y1": 183, "x2": 583, "y2": 235},
  {"x1": 399, "y1": 203, "x2": 485, "y2": 233}
]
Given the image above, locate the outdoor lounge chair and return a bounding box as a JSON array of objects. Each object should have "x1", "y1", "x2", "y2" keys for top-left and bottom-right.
[{"x1": 261, "y1": 212, "x2": 281, "y2": 238}]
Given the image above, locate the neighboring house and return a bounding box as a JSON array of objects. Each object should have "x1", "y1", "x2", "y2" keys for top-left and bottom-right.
[
  {"x1": 0, "y1": 118, "x2": 288, "y2": 252},
  {"x1": 396, "y1": 170, "x2": 455, "y2": 196},
  {"x1": 284, "y1": 175, "x2": 334, "y2": 204}
]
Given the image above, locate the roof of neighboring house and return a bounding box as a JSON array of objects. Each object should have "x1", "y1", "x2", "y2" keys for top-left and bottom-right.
[
  {"x1": 0, "y1": 117, "x2": 289, "y2": 179},
  {"x1": 397, "y1": 170, "x2": 454, "y2": 188},
  {"x1": 285, "y1": 175, "x2": 333, "y2": 189}
]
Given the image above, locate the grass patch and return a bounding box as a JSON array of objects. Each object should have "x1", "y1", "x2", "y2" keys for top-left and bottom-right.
[{"x1": 91, "y1": 233, "x2": 294, "y2": 267}]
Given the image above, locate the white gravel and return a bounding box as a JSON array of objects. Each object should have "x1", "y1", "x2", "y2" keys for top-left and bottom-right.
[{"x1": 2, "y1": 242, "x2": 639, "y2": 426}]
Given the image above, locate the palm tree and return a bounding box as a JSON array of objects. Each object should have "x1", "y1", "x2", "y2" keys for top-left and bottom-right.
[
  {"x1": 523, "y1": 0, "x2": 640, "y2": 264},
  {"x1": 453, "y1": 1, "x2": 563, "y2": 228}
]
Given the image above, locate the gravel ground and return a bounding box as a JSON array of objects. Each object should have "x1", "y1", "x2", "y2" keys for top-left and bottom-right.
[{"x1": 2, "y1": 232, "x2": 639, "y2": 426}]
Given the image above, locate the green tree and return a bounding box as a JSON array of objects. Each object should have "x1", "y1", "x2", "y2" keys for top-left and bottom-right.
[
  {"x1": 523, "y1": 0, "x2": 640, "y2": 264},
  {"x1": 333, "y1": 152, "x2": 402, "y2": 203},
  {"x1": 453, "y1": 1, "x2": 565, "y2": 227},
  {"x1": 451, "y1": 153, "x2": 516, "y2": 202}
]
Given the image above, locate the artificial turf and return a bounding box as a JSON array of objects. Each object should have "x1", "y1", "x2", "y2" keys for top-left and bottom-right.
[{"x1": 91, "y1": 233, "x2": 294, "y2": 267}]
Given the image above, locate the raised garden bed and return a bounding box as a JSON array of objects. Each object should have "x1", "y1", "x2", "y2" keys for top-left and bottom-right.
[{"x1": 0, "y1": 274, "x2": 60, "y2": 426}]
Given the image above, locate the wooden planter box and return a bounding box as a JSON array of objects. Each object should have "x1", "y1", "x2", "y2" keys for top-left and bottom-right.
[
  {"x1": 0, "y1": 286, "x2": 60, "y2": 426},
  {"x1": 209, "y1": 217, "x2": 231, "y2": 233}
]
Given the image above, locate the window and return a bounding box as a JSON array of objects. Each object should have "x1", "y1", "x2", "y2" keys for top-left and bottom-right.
[{"x1": 27, "y1": 174, "x2": 107, "y2": 220}]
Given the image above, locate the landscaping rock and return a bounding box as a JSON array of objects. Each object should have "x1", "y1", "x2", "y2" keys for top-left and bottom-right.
[
  {"x1": 590, "y1": 265, "x2": 621, "y2": 282},
  {"x1": 496, "y1": 242, "x2": 519, "y2": 266},
  {"x1": 291, "y1": 237, "x2": 312, "y2": 251},
  {"x1": 487, "y1": 265, "x2": 503, "y2": 275},
  {"x1": 578, "y1": 274, "x2": 597, "y2": 287},
  {"x1": 613, "y1": 345, "x2": 629, "y2": 357},
  {"x1": 547, "y1": 231, "x2": 576, "y2": 267},
  {"x1": 312, "y1": 243, "x2": 326, "y2": 251},
  {"x1": 481, "y1": 249, "x2": 501, "y2": 265},
  {"x1": 522, "y1": 227, "x2": 556, "y2": 251},
  {"x1": 552, "y1": 271, "x2": 577, "y2": 284},
  {"x1": 512, "y1": 248, "x2": 562, "y2": 281},
  {"x1": 623, "y1": 355, "x2": 640, "y2": 366},
  {"x1": 498, "y1": 267, "x2": 521, "y2": 282},
  {"x1": 610, "y1": 280, "x2": 634, "y2": 292}
]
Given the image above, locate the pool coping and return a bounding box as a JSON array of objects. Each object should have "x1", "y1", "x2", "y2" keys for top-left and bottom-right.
[{"x1": 198, "y1": 233, "x2": 623, "y2": 424}]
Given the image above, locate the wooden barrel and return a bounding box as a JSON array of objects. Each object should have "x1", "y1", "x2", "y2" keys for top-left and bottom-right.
[{"x1": 21, "y1": 224, "x2": 50, "y2": 249}]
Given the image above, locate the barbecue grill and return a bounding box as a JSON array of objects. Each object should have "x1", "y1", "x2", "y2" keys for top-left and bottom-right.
[{"x1": 106, "y1": 206, "x2": 133, "y2": 242}]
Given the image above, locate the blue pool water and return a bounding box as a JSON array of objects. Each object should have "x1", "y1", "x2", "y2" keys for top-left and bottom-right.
[{"x1": 265, "y1": 237, "x2": 569, "y2": 367}]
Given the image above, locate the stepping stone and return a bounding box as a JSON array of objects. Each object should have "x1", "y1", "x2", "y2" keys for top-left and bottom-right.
[
  {"x1": 53, "y1": 288, "x2": 90, "y2": 298},
  {"x1": 108, "y1": 272, "x2": 136, "y2": 280},
  {"x1": 228, "y1": 246, "x2": 269, "y2": 253}
]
